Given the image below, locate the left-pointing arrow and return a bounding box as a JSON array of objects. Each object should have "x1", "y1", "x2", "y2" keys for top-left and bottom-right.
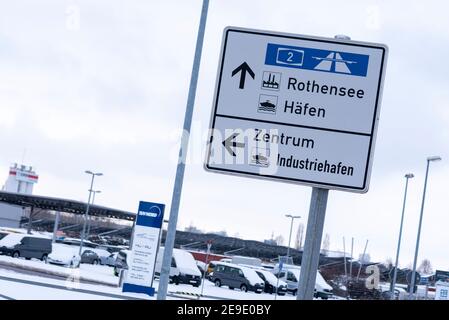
[{"x1": 222, "y1": 133, "x2": 245, "y2": 157}]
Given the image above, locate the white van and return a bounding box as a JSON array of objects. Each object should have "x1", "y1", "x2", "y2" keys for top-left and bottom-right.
[
  {"x1": 155, "y1": 247, "x2": 202, "y2": 287},
  {"x1": 273, "y1": 264, "x2": 333, "y2": 299}
]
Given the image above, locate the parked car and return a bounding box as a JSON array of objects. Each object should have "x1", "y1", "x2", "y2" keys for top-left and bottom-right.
[
  {"x1": 113, "y1": 249, "x2": 130, "y2": 276},
  {"x1": 55, "y1": 238, "x2": 108, "y2": 265},
  {"x1": 211, "y1": 262, "x2": 264, "y2": 293},
  {"x1": 81, "y1": 250, "x2": 100, "y2": 265},
  {"x1": 101, "y1": 252, "x2": 118, "y2": 267},
  {"x1": 47, "y1": 243, "x2": 81, "y2": 267},
  {"x1": 273, "y1": 269, "x2": 299, "y2": 295},
  {"x1": 273, "y1": 264, "x2": 333, "y2": 299},
  {"x1": 0, "y1": 233, "x2": 52, "y2": 262},
  {"x1": 91, "y1": 247, "x2": 113, "y2": 265},
  {"x1": 0, "y1": 232, "x2": 8, "y2": 240},
  {"x1": 255, "y1": 269, "x2": 288, "y2": 295},
  {"x1": 155, "y1": 247, "x2": 202, "y2": 287}
]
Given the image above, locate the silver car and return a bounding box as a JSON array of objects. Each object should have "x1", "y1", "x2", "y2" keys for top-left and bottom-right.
[{"x1": 100, "y1": 252, "x2": 118, "y2": 267}]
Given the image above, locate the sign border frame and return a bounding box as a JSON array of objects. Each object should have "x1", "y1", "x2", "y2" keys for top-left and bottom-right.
[{"x1": 204, "y1": 26, "x2": 388, "y2": 193}]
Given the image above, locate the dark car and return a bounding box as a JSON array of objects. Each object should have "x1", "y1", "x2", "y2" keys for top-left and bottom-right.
[
  {"x1": 81, "y1": 250, "x2": 100, "y2": 265},
  {"x1": 211, "y1": 262, "x2": 264, "y2": 293},
  {"x1": 0, "y1": 234, "x2": 52, "y2": 262},
  {"x1": 114, "y1": 250, "x2": 129, "y2": 276},
  {"x1": 255, "y1": 270, "x2": 287, "y2": 295}
]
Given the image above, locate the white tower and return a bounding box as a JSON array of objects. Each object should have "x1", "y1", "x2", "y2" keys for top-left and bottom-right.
[
  {"x1": 3, "y1": 163, "x2": 38, "y2": 194},
  {"x1": 1, "y1": 163, "x2": 39, "y2": 227}
]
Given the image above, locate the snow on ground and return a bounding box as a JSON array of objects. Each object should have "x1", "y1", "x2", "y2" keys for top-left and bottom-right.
[
  {"x1": 0, "y1": 267, "x2": 150, "y2": 300},
  {"x1": 0, "y1": 256, "x2": 341, "y2": 300},
  {"x1": 168, "y1": 280, "x2": 296, "y2": 300},
  {"x1": 0, "y1": 277, "x2": 120, "y2": 300},
  {"x1": 0, "y1": 262, "x2": 302, "y2": 300},
  {"x1": 0, "y1": 255, "x2": 118, "y2": 285},
  {"x1": 2, "y1": 261, "x2": 409, "y2": 300},
  {"x1": 0, "y1": 254, "x2": 259, "y2": 299}
]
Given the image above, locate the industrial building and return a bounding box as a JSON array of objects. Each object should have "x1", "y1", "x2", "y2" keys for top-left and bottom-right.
[{"x1": 0, "y1": 163, "x2": 38, "y2": 227}]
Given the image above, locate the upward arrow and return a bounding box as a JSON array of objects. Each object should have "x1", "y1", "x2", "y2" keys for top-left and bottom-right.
[{"x1": 231, "y1": 62, "x2": 255, "y2": 89}]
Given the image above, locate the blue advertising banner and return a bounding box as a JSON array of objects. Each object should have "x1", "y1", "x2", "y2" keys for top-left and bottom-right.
[{"x1": 135, "y1": 201, "x2": 165, "y2": 229}]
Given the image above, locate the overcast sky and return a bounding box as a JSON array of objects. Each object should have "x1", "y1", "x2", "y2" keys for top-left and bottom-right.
[{"x1": 1, "y1": 0, "x2": 449, "y2": 270}]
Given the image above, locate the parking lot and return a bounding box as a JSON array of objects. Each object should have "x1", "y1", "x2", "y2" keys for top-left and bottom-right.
[
  {"x1": 0, "y1": 264, "x2": 286, "y2": 300},
  {"x1": 0, "y1": 253, "x2": 336, "y2": 300}
]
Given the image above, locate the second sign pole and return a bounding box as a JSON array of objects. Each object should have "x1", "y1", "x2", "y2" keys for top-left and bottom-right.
[
  {"x1": 297, "y1": 187, "x2": 329, "y2": 300},
  {"x1": 297, "y1": 34, "x2": 351, "y2": 300}
]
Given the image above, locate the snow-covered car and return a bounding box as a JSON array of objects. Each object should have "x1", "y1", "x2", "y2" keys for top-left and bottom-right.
[
  {"x1": 81, "y1": 250, "x2": 100, "y2": 265},
  {"x1": 47, "y1": 243, "x2": 81, "y2": 268},
  {"x1": 211, "y1": 262, "x2": 265, "y2": 293},
  {"x1": 113, "y1": 249, "x2": 131, "y2": 276},
  {"x1": 0, "y1": 233, "x2": 52, "y2": 261},
  {"x1": 273, "y1": 264, "x2": 333, "y2": 299},
  {"x1": 255, "y1": 269, "x2": 288, "y2": 295},
  {"x1": 155, "y1": 247, "x2": 202, "y2": 287},
  {"x1": 91, "y1": 247, "x2": 113, "y2": 265},
  {"x1": 54, "y1": 239, "x2": 111, "y2": 265},
  {"x1": 100, "y1": 252, "x2": 117, "y2": 267}
]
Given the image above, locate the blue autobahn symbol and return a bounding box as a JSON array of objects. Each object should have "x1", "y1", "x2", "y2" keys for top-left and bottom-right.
[{"x1": 265, "y1": 43, "x2": 369, "y2": 77}]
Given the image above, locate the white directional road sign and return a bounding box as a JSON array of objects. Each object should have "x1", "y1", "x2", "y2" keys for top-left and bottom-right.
[{"x1": 205, "y1": 27, "x2": 388, "y2": 193}]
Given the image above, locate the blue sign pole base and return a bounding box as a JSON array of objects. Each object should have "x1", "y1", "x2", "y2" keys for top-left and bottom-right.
[{"x1": 122, "y1": 283, "x2": 155, "y2": 297}]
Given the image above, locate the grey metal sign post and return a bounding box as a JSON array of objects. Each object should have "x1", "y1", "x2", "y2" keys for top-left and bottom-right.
[
  {"x1": 157, "y1": 0, "x2": 209, "y2": 300},
  {"x1": 297, "y1": 187, "x2": 328, "y2": 300},
  {"x1": 297, "y1": 35, "x2": 356, "y2": 300}
]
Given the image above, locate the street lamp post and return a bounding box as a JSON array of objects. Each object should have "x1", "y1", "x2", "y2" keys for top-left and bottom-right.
[
  {"x1": 79, "y1": 171, "x2": 103, "y2": 256},
  {"x1": 285, "y1": 214, "x2": 301, "y2": 260},
  {"x1": 86, "y1": 189, "x2": 101, "y2": 237},
  {"x1": 409, "y1": 156, "x2": 441, "y2": 298},
  {"x1": 390, "y1": 173, "x2": 414, "y2": 299}
]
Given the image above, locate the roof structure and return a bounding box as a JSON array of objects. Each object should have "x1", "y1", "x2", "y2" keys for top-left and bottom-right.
[{"x1": 0, "y1": 191, "x2": 135, "y2": 221}]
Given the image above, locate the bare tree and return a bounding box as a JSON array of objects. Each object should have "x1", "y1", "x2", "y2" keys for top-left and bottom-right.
[
  {"x1": 213, "y1": 230, "x2": 228, "y2": 237},
  {"x1": 384, "y1": 257, "x2": 393, "y2": 269},
  {"x1": 295, "y1": 223, "x2": 304, "y2": 250},
  {"x1": 24, "y1": 207, "x2": 44, "y2": 234},
  {"x1": 275, "y1": 234, "x2": 285, "y2": 246},
  {"x1": 418, "y1": 259, "x2": 433, "y2": 275},
  {"x1": 322, "y1": 233, "x2": 330, "y2": 255},
  {"x1": 184, "y1": 223, "x2": 203, "y2": 234}
]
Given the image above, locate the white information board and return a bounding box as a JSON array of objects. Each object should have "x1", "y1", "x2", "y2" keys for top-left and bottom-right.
[
  {"x1": 126, "y1": 225, "x2": 160, "y2": 288},
  {"x1": 205, "y1": 27, "x2": 388, "y2": 193}
]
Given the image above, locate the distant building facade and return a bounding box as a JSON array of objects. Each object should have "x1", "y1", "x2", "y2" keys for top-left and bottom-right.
[{"x1": 0, "y1": 163, "x2": 39, "y2": 227}]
